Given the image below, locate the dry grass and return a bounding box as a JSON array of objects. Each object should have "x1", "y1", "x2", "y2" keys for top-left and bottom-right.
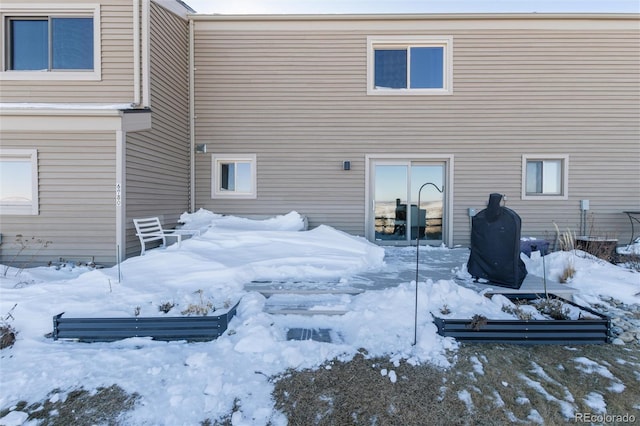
[
  {"x1": 273, "y1": 343, "x2": 640, "y2": 425},
  {"x1": 554, "y1": 223, "x2": 575, "y2": 252},
  {"x1": 0, "y1": 325, "x2": 16, "y2": 349},
  {"x1": 3, "y1": 343, "x2": 638, "y2": 425},
  {"x1": 558, "y1": 263, "x2": 577, "y2": 283},
  {"x1": 0, "y1": 385, "x2": 139, "y2": 426}
]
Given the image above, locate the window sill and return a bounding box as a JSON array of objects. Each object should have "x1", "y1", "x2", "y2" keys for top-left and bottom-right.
[
  {"x1": 367, "y1": 87, "x2": 452, "y2": 96},
  {"x1": 522, "y1": 194, "x2": 568, "y2": 201},
  {"x1": 211, "y1": 193, "x2": 257, "y2": 200},
  {"x1": 0, "y1": 205, "x2": 38, "y2": 215},
  {"x1": 0, "y1": 71, "x2": 101, "y2": 81}
]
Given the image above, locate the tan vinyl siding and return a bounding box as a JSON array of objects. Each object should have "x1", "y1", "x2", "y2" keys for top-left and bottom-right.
[
  {"x1": 0, "y1": 0, "x2": 135, "y2": 103},
  {"x1": 193, "y1": 18, "x2": 640, "y2": 246},
  {"x1": 124, "y1": 2, "x2": 190, "y2": 258},
  {"x1": 0, "y1": 132, "x2": 117, "y2": 266}
]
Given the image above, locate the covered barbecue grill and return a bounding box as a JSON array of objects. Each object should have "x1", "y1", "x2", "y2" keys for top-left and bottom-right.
[{"x1": 467, "y1": 193, "x2": 527, "y2": 289}]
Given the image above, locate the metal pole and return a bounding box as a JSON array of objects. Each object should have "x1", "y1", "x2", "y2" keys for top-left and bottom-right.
[
  {"x1": 413, "y1": 182, "x2": 444, "y2": 346},
  {"x1": 117, "y1": 244, "x2": 122, "y2": 283}
]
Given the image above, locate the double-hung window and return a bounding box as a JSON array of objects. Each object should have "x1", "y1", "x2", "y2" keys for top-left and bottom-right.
[
  {"x1": 522, "y1": 155, "x2": 569, "y2": 200},
  {"x1": 211, "y1": 154, "x2": 257, "y2": 199},
  {"x1": 367, "y1": 36, "x2": 453, "y2": 95},
  {"x1": 1, "y1": 4, "x2": 100, "y2": 80},
  {"x1": 0, "y1": 149, "x2": 39, "y2": 215}
]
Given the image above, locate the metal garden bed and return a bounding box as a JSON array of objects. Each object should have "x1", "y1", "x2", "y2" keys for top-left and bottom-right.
[
  {"x1": 434, "y1": 293, "x2": 611, "y2": 345},
  {"x1": 52, "y1": 301, "x2": 239, "y2": 342}
]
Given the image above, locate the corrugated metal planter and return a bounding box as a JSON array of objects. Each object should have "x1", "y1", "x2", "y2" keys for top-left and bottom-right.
[
  {"x1": 52, "y1": 301, "x2": 239, "y2": 343},
  {"x1": 434, "y1": 294, "x2": 611, "y2": 345}
]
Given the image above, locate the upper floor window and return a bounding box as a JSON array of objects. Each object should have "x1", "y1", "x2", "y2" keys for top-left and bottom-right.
[
  {"x1": 522, "y1": 155, "x2": 569, "y2": 200},
  {"x1": 367, "y1": 36, "x2": 453, "y2": 95},
  {"x1": 8, "y1": 17, "x2": 94, "y2": 71},
  {"x1": 1, "y1": 4, "x2": 100, "y2": 81}
]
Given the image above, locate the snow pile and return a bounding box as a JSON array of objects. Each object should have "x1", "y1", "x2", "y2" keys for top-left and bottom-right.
[
  {"x1": 1, "y1": 210, "x2": 639, "y2": 425},
  {"x1": 179, "y1": 209, "x2": 307, "y2": 233},
  {"x1": 521, "y1": 250, "x2": 640, "y2": 306},
  {"x1": 617, "y1": 238, "x2": 640, "y2": 255}
]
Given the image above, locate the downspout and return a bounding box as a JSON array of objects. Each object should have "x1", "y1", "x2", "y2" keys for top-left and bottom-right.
[
  {"x1": 447, "y1": 157, "x2": 455, "y2": 247},
  {"x1": 141, "y1": 0, "x2": 151, "y2": 107},
  {"x1": 189, "y1": 18, "x2": 196, "y2": 212},
  {"x1": 133, "y1": 0, "x2": 141, "y2": 106},
  {"x1": 115, "y1": 130, "x2": 126, "y2": 267}
]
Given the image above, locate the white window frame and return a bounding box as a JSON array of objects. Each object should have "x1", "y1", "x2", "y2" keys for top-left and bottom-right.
[
  {"x1": 521, "y1": 155, "x2": 569, "y2": 200},
  {"x1": 0, "y1": 3, "x2": 101, "y2": 81},
  {"x1": 367, "y1": 36, "x2": 453, "y2": 96},
  {"x1": 211, "y1": 154, "x2": 257, "y2": 199},
  {"x1": 0, "y1": 149, "x2": 39, "y2": 215}
]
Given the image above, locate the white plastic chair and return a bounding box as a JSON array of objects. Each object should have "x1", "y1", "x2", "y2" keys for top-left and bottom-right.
[{"x1": 133, "y1": 217, "x2": 200, "y2": 255}]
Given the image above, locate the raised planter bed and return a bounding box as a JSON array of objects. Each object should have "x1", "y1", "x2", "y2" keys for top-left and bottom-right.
[
  {"x1": 52, "y1": 301, "x2": 239, "y2": 343},
  {"x1": 434, "y1": 294, "x2": 611, "y2": 345},
  {"x1": 575, "y1": 236, "x2": 618, "y2": 262}
]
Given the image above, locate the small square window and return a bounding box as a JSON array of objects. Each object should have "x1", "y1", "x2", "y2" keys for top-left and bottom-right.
[
  {"x1": 522, "y1": 155, "x2": 568, "y2": 200},
  {"x1": 368, "y1": 36, "x2": 452, "y2": 95},
  {"x1": 212, "y1": 154, "x2": 257, "y2": 199},
  {"x1": 0, "y1": 149, "x2": 38, "y2": 215}
]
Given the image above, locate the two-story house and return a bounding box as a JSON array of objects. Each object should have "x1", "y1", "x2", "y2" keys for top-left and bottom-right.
[
  {"x1": 1, "y1": 0, "x2": 193, "y2": 265},
  {"x1": 1, "y1": 3, "x2": 639, "y2": 266}
]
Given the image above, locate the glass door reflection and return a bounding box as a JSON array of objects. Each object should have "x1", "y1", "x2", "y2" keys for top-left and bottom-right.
[
  {"x1": 373, "y1": 161, "x2": 445, "y2": 245},
  {"x1": 411, "y1": 164, "x2": 444, "y2": 242},
  {"x1": 374, "y1": 164, "x2": 408, "y2": 242}
]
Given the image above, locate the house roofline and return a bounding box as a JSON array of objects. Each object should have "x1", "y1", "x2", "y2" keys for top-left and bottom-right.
[
  {"x1": 153, "y1": 0, "x2": 195, "y2": 19},
  {"x1": 190, "y1": 13, "x2": 638, "y2": 31},
  {"x1": 189, "y1": 12, "x2": 639, "y2": 21}
]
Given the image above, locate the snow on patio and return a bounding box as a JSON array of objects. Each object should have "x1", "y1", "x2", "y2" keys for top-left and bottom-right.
[{"x1": 0, "y1": 210, "x2": 639, "y2": 425}]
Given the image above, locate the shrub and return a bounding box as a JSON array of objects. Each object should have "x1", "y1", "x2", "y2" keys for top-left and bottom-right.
[{"x1": 0, "y1": 304, "x2": 18, "y2": 350}]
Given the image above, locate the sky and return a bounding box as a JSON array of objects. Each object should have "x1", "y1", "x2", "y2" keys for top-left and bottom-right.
[{"x1": 185, "y1": 0, "x2": 640, "y2": 14}]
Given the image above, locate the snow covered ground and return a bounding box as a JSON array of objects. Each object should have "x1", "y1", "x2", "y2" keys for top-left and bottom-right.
[{"x1": 0, "y1": 210, "x2": 638, "y2": 425}]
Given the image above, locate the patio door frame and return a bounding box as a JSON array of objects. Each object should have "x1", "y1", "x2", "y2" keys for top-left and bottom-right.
[{"x1": 365, "y1": 154, "x2": 454, "y2": 246}]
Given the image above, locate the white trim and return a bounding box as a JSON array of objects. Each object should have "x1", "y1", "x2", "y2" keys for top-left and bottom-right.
[
  {"x1": 122, "y1": 111, "x2": 152, "y2": 132},
  {"x1": 189, "y1": 18, "x2": 196, "y2": 212},
  {"x1": 364, "y1": 154, "x2": 454, "y2": 247},
  {"x1": 521, "y1": 154, "x2": 569, "y2": 200},
  {"x1": 133, "y1": 0, "x2": 141, "y2": 106},
  {"x1": 211, "y1": 154, "x2": 257, "y2": 199},
  {"x1": 0, "y1": 3, "x2": 101, "y2": 81},
  {"x1": 367, "y1": 36, "x2": 453, "y2": 96},
  {"x1": 142, "y1": 0, "x2": 151, "y2": 107},
  {"x1": 0, "y1": 148, "x2": 39, "y2": 216},
  {"x1": 0, "y1": 107, "x2": 149, "y2": 132},
  {"x1": 193, "y1": 14, "x2": 638, "y2": 31},
  {"x1": 115, "y1": 131, "x2": 125, "y2": 262}
]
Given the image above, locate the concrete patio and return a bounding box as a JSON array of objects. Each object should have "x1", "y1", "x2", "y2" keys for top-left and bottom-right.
[{"x1": 246, "y1": 246, "x2": 577, "y2": 303}]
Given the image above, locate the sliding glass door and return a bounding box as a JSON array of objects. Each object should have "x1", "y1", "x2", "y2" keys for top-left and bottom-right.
[{"x1": 372, "y1": 160, "x2": 445, "y2": 245}]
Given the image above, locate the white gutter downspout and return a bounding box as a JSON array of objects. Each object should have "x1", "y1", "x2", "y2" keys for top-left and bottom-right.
[
  {"x1": 141, "y1": 0, "x2": 151, "y2": 107},
  {"x1": 133, "y1": 0, "x2": 141, "y2": 106},
  {"x1": 189, "y1": 18, "x2": 196, "y2": 212},
  {"x1": 115, "y1": 129, "x2": 126, "y2": 267}
]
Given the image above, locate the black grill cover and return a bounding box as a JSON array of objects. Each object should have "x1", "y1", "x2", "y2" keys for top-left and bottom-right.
[{"x1": 467, "y1": 193, "x2": 527, "y2": 289}]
